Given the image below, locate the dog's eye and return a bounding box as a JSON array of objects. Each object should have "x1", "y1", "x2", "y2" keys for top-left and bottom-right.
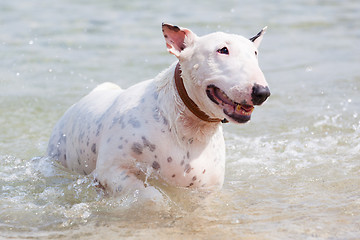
[{"x1": 217, "y1": 47, "x2": 229, "y2": 55}]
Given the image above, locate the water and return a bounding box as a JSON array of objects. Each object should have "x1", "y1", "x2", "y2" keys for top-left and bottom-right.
[{"x1": 1, "y1": 0, "x2": 359, "y2": 239}]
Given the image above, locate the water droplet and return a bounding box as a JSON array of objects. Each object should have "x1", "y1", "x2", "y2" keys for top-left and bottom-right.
[
  {"x1": 49, "y1": 69, "x2": 53, "y2": 73},
  {"x1": 347, "y1": 99, "x2": 352, "y2": 103},
  {"x1": 82, "y1": 211, "x2": 91, "y2": 219},
  {"x1": 28, "y1": 40, "x2": 34, "y2": 45}
]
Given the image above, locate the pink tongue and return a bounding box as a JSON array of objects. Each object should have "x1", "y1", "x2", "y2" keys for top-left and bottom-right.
[{"x1": 241, "y1": 105, "x2": 254, "y2": 112}]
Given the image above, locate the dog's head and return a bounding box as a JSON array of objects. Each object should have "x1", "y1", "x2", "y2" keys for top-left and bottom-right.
[{"x1": 162, "y1": 23, "x2": 270, "y2": 124}]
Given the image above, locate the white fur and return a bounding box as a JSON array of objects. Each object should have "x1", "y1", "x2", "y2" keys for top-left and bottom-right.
[{"x1": 47, "y1": 24, "x2": 269, "y2": 195}]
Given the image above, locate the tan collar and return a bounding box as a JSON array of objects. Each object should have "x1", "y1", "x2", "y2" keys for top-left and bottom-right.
[{"x1": 174, "y1": 62, "x2": 223, "y2": 123}]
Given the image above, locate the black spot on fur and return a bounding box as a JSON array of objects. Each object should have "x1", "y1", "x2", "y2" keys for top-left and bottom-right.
[
  {"x1": 142, "y1": 136, "x2": 156, "y2": 152},
  {"x1": 153, "y1": 107, "x2": 165, "y2": 123},
  {"x1": 119, "y1": 116, "x2": 126, "y2": 129},
  {"x1": 163, "y1": 117, "x2": 168, "y2": 126},
  {"x1": 152, "y1": 161, "x2": 160, "y2": 170},
  {"x1": 128, "y1": 118, "x2": 141, "y2": 128},
  {"x1": 91, "y1": 143, "x2": 96, "y2": 154},
  {"x1": 185, "y1": 164, "x2": 192, "y2": 174},
  {"x1": 111, "y1": 116, "x2": 125, "y2": 129},
  {"x1": 132, "y1": 143, "x2": 143, "y2": 155},
  {"x1": 96, "y1": 123, "x2": 102, "y2": 136}
]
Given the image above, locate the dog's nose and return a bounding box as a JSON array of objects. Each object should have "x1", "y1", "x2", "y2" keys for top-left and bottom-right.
[{"x1": 251, "y1": 84, "x2": 270, "y2": 105}]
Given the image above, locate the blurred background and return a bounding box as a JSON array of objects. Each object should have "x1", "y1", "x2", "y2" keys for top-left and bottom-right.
[{"x1": 0, "y1": 0, "x2": 359, "y2": 239}]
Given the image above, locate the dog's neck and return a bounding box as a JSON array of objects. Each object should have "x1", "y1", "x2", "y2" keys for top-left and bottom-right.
[
  {"x1": 173, "y1": 62, "x2": 222, "y2": 123},
  {"x1": 155, "y1": 62, "x2": 222, "y2": 143}
]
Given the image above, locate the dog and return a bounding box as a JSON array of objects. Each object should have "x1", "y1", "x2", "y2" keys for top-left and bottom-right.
[{"x1": 47, "y1": 23, "x2": 270, "y2": 195}]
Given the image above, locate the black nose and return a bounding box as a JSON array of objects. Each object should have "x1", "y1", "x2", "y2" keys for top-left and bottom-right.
[{"x1": 251, "y1": 84, "x2": 270, "y2": 105}]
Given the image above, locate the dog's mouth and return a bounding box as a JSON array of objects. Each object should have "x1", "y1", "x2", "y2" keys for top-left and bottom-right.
[{"x1": 206, "y1": 85, "x2": 254, "y2": 123}]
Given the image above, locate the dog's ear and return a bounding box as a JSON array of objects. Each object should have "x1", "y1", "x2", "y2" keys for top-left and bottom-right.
[
  {"x1": 162, "y1": 23, "x2": 196, "y2": 57},
  {"x1": 250, "y1": 26, "x2": 267, "y2": 48}
]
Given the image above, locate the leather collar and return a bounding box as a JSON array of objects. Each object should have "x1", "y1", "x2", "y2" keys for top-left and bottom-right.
[{"x1": 174, "y1": 62, "x2": 223, "y2": 123}]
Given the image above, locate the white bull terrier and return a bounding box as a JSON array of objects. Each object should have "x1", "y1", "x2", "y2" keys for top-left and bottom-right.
[{"x1": 47, "y1": 23, "x2": 270, "y2": 195}]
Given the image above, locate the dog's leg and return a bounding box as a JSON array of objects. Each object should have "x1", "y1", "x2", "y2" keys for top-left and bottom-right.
[{"x1": 93, "y1": 165, "x2": 163, "y2": 201}]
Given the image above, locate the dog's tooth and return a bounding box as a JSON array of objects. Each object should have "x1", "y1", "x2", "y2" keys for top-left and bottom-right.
[{"x1": 236, "y1": 104, "x2": 241, "y2": 111}]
